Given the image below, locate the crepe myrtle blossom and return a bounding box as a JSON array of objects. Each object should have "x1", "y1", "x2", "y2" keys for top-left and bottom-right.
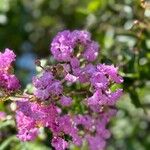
[
  {"x1": 1, "y1": 30, "x2": 123, "y2": 150},
  {"x1": 50, "y1": 30, "x2": 99, "y2": 62},
  {"x1": 32, "y1": 71, "x2": 63, "y2": 101},
  {"x1": 0, "y1": 48, "x2": 20, "y2": 91},
  {"x1": 16, "y1": 98, "x2": 81, "y2": 149}
]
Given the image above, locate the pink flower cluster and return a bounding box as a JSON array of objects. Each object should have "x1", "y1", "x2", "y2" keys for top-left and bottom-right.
[
  {"x1": 32, "y1": 71, "x2": 63, "y2": 100},
  {"x1": 0, "y1": 30, "x2": 123, "y2": 150},
  {"x1": 0, "y1": 48, "x2": 20, "y2": 91},
  {"x1": 51, "y1": 30, "x2": 99, "y2": 62}
]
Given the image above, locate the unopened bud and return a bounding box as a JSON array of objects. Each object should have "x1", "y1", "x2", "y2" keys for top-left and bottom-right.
[{"x1": 35, "y1": 59, "x2": 41, "y2": 66}]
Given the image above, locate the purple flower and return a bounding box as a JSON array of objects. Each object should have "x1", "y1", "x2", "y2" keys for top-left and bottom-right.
[
  {"x1": 83, "y1": 41, "x2": 99, "y2": 62},
  {"x1": 87, "y1": 89, "x2": 123, "y2": 107},
  {"x1": 0, "y1": 73, "x2": 20, "y2": 90},
  {"x1": 97, "y1": 64, "x2": 124, "y2": 83},
  {"x1": 33, "y1": 71, "x2": 62, "y2": 100},
  {"x1": 17, "y1": 99, "x2": 59, "y2": 127},
  {"x1": 70, "y1": 57, "x2": 80, "y2": 68},
  {"x1": 90, "y1": 72, "x2": 108, "y2": 89},
  {"x1": 74, "y1": 115, "x2": 93, "y2": 129},
  {"x1": 107, "y1": 89, "x2": 123, "y2": 105},
  {"x1": 65, "y1": 73, "x2": 79, "y2": 83},
  {"x1": 50, "y1": 30, "x2": 73, "y2": 62},
  {"x1": 71, "y1": 30, "x2": 91, "y2": 44},
  {"x1": 60, "y1": 96, "x2": 72, "y2": 106},
  {"x1": 16, "y1": 111, "x2": 38, "y2": 141},
  {"x1": 87, "y1": 90, "x2": 101, "y2": 106},
  {"x1": 0, "y1": 48, "x2": 20, "y2": 91},
  {"x1": 0, "y1": 48, "x2": 16, "y2": 69},
  {"x1": 51, "y1": 114, "x2": 81, "y2": 146},
  {"x1": 50, "y1": 30, "x2": 99, "y2": 62},
  {"x1": 86, "y1": 135, "x2": 106, "y2": 150},
  {"x1": 73, "y1": 64, "x2": 96, "y2": 83},
  {"x1": 95, "y1": 119, "x2": 111, "y2": 139},
  {"x1": 32, "y1": 71, "x2": 54, "y2": 89},
  {"x1": 52, "y1": 137, "x2": 68, "y2": 150},
  {"x1": 12, "y1": 30, "x2": 124, "y2": 149}
]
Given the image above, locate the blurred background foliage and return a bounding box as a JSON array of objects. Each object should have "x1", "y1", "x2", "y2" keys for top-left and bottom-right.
[{"x1": 0, "y1": 0, "x2": 150, "y2": 150}]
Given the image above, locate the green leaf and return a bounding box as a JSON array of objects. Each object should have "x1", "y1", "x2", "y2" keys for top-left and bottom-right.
[
  {"x1": 0, "y1": 136, "x2": 18, "y2": 150},
  {"x1": 128, "y1": 89, "x2": 142, "y2": 108},
  {"x1": 0, "y1": 120, "x2": 15, "y2": 129},
  {"x1": 19, "y1": 142, "x2": 51, "y2": 150},
  {"x1": 0, "y1": 0, "x2": 10, "y2": 12},
  {"x1": 87, "y1": 0, "x2": 107, "y2": 12}
]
